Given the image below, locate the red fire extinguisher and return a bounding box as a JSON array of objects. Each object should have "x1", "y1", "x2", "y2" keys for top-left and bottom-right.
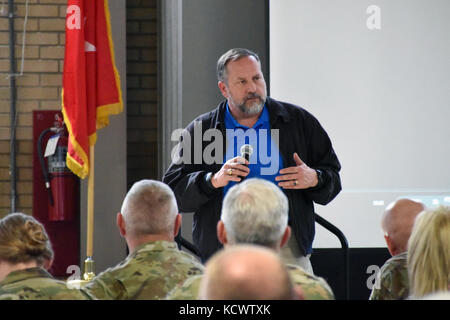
[{"x1": 37, "y1": 115, "x2": 79, "y2": 222}]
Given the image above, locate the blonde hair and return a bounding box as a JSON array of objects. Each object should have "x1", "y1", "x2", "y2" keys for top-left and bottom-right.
[
  {"x1": 0, "y1": 213, "x2": 53, "y2": 266},
  {"x1": 407, "y1": 205, "x2": 450, "y2": 298}
]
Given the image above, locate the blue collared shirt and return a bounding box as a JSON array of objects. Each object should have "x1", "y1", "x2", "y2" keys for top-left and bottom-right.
[{"x1": 223, "y1": 103, "x2": 284, "y2": 197}]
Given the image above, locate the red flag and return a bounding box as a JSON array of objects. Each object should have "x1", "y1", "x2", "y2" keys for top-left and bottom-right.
[{"x1": 62, "y1": 0, "x2": 123, "y2": 179}]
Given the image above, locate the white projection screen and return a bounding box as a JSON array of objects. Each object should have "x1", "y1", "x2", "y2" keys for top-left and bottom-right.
[{"x1": 270, "y1": 0, "x2": 450, "y2": 248}]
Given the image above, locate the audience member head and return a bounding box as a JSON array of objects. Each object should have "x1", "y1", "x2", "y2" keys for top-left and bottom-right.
[
  {"x1": 218, "y1": 178, "x2": 290, "y2": 250},
  {"x1": 407, "y1": 205, "x2": 450, "y2": 298},
  {"x1": 0, "y1": 213, "x2": 53, "y2": 281},
  {"x1": 381, "y1": 198, "x2": 425, "y2": 256},
  {"x1": 198, "y1": 245, "x2": 297, "y2": 300},
  {"x1": 117, "y1": 180, "x2": 181, "y2": 251}
]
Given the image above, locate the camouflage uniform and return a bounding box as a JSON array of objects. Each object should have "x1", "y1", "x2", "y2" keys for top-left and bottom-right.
[
  {"x1": 85, "y1": 240, "x2": 204, "y2": 300},
  {"x1": 369, "y1": 251, "x2": 409, "y2": 300},
  {"x1": 165, "y1": 274, "x2": 203, "y2": 300},
  {"x1": 0, "y1": 267, "x2": 93, "y2": 300},
  {"x1": 285, "y1": 264, "x2": 335, "y2": 300},
  {"x1": 166, "y1": 263, "x2": 334, "y2": 300}
]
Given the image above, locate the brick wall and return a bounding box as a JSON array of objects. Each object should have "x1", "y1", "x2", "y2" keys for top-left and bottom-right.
[
  {"x1": 0, "y1": 0, "x2": 159, "y2": 217},
  {"x1": 0, "y1": 0, "x2": 66, "y2": 218},
  {"x1": 126, "y1": 0, "x2": 158, "y2": 189}
]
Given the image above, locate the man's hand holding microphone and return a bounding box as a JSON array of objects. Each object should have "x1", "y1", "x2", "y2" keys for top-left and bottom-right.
[{"x1": 211, "y1": 145, "x2": 253, "y2": 188}]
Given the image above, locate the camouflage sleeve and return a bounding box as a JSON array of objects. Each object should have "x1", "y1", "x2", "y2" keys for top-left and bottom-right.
[
  {"x1": 315, "y1": 277, "x2": 335, "y2": 300},
  {"x1": 1, "y1": 278, "x2": 92, "y2": 300},
  {"x1": 0, "y1": 293, "x2": 20, "y2": 300},
  {"x1": 44, "y1": 288, "x2": 94, "y2": 300},
  {"x1": 165, "y1": 275, "x2": 202, "y2": 300},
  {"x1": 287, "y1": 266, "x2": 335, "y2": 300},
  {"x1": 299, "y1": 279, "x2": 335, "y2": 300},
  {"x1": 369, "y1": 265, "x2": 393, "y2": 300},
  {"x1": 369, "y1": 284, "x2": 383, "y2": 300},
  {"x1": 84, "y1": 273, "x2": 128, "y2": 300},
  {"x1": 79, "y1": 288, "x2": 97, "y2": 300}
]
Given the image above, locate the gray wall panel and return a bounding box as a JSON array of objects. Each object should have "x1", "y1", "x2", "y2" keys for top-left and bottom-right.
[
  {"x1": 178, "y1": 0, "x2": 269, "y2": 247},
  {"x1": 182, "y1": 0, "x2": 269, "y2": 126}
]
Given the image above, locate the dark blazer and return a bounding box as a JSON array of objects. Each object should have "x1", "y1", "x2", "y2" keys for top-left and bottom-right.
[{"x1": 163, "y1": 97, "x2": 342, "y2": 262}]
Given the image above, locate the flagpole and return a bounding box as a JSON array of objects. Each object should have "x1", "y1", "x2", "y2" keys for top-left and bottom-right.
[
  {"x1": 83, "y1": 144, "x2": 95, "y2": 281},
  {"x1": 64, "y1": 0, "x2": 123, "y2": 288},
  {"x1": 66, "y1": 145, "x2": 95, "y2": 288}
]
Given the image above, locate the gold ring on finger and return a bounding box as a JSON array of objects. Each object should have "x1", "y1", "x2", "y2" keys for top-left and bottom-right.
[{"x1": 228, "y1": 168, "x2": 233, "y2": 176}]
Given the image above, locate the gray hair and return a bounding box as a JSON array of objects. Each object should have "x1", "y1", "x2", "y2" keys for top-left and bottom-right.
[
  {"x1": 120, "y1": 180, "x2": 178, "y2": 237},
  {"x1": 216, "y1": 48, "x2": 260, "y2": 83},
  {"x1": 221, "y1": 178, "x2": 289, "y2": 248}
]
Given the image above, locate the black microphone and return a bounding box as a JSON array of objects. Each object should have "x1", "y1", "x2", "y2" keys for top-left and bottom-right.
[
  {"x1": 240, "y1": 144, "x2": 253, "y2": 162},
  {"x1": 239, "y1": 144, "x2": 253, "y2": 182}
]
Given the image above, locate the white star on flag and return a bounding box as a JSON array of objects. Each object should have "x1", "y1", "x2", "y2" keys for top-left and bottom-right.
[{"x1": 85, "y1": 41, "x2": 96, "y2": 52}]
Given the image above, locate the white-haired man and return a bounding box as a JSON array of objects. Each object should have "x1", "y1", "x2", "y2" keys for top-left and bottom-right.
[
  {"x1": 167, "y1": 178, "x2": 334, "y2": 300},
  {"x1": 85, "y1": 180, "x2": 204, "y2": 300}
]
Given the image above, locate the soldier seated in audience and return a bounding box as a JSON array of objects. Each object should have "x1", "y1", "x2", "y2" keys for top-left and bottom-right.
[
  {"x1": 167, "y1": 178, "x2": 334, "y2": 300},
  {"x1": 198, "y1": 245, "x2": 300, "y2": 300},
  {"x1": 85, "y1": 179, "x2": 204, "y2": 300},
  {"x1": 370, "y1": 198, "x2": 425, "y2": 300},
  {"x1": 0, "y1": 212, "x2": 93, "y2": 300}
]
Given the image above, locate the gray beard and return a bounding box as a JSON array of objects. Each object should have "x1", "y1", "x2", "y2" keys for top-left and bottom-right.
[{"x1": 237, "y1": 96, "x2": 265, "y2": 115}]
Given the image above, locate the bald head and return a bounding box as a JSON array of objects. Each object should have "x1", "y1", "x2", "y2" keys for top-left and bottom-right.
[
  {"x1": 198, "y1": 245, "x2": 295, "y2": 300},
  {"x1": 382, "y1": 198, "x2": 425, "y2": 255}
]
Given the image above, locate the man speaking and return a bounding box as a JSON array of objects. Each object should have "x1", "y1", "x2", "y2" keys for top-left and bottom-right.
[{"x1": 163, "y1": 48, "x2": 341, "y2": 272}]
